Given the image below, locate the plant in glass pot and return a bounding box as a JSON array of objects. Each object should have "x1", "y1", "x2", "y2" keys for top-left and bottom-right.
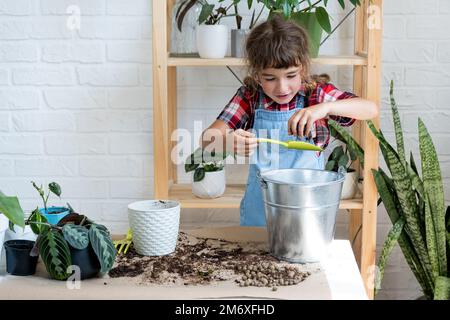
[
  {"x1": 185, "y1": 148, "x2": 232, "y2": 199},
  {"x1": 171, "y1": 0, "x2": 203, "y2": 57},
  {"x1": 196, "y1": 0, "x2": 237, "y2": 58},
  {"x1": 230, "y1": 0, "x2": 265, "y2": 58},
  {"x1": 261, "y1": 0, "x2": 362, "y2": 57}
]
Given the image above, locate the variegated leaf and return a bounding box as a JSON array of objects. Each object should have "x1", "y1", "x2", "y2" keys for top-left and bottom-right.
[
  {"x1": 419, "y1": 118, "x2": 447, "y2": 276},
  {"x1": 89, "y1": 224, "x2": 116, "y2": 273},
  {"x1": 38, "y1": 229, "x2": 71, "y2": 281},
  {"x1": 62, "y1": 224, "x2": 89, "y2": 250}
]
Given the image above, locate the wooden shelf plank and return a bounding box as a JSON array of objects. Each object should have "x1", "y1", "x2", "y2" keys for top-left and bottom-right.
[
  {"x1": 168, "y1": 54, "x2": 367, "y2": 67},
  {"x1": 169, "y1": 184, "x2": 363, "y2": 209}
]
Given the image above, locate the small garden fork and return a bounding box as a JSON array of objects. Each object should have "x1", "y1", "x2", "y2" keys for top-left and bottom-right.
[{"x1": 114, "y1": 228, "x2": 133, "y2": 254}]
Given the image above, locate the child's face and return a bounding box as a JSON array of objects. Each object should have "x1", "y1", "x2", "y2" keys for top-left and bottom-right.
[{"x1": 257, "y1": 66, "x2": 302, "y2": 104}]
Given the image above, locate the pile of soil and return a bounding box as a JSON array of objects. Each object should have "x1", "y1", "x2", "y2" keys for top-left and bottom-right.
[{"x1": 109, "y1": 232, "x2": 314, "y2": 289}]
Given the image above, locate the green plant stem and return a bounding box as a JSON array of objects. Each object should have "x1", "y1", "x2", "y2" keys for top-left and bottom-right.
[{"x1": 44, "y1": 193, "x2": 49, "y2": 212}]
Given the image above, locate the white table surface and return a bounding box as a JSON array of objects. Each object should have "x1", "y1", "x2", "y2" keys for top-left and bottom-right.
[{"x1": 0, "y1": 227, "x2": 368, "y2": 300}]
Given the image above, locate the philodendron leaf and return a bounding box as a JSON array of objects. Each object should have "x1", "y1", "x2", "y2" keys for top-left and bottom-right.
[
  {"x1": 38, "y1": 229, "x2": 72, "y2": 281},
  {"x1": 89, "y1": 224, "x2": 116, "y2": 273},
  {"x1": 62, "y1": 224, "x2": 89, "y2": 250},
  {"x1": 48, "y1": 182, "x2": 61, "y2": 197},
  {"x1": 0, "y1": 191, "x2": 25, "y2": 228},
  {"x1": 325, "y1": 160, "x2": 336, "y2": 171}
]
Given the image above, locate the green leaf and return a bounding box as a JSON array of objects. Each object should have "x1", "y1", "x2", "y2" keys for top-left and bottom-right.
[
  {"x1": 424, "y1": 193, "x2": 439, "y2": 281},
  {"x1": 433, "y1": 276, "x2": 450, "y2": 300},
  {"x1": 315, "y1": 7, "x2": 331, "y2": 33},
  {"x1": 193, "y1": 167, "x2": 205, "y2": 182},
  {"x1": 389, "y1": 80, "x2": 406, "y2": 167},
  {"x1": 337, "y1": 153, "x2": 349, "y2": 168},
  {"x1": 0, "y1": 191, "x2": 25, "y2": 228},
  {"x1": 62, "y1": 224, "x2": 89, "y2": 250},
  {"x1": 373, "y1": 169, "x2": 434, "y2": 296},
  {"x1": 89, "y1": 224, "x2": 116, "y2": 273},
  {"x1": 198, "y1": 4, "x2": 214, "y2": 24},
  {"x1": 337, "y1": 0, "x2": 345, "y2": 9},
  {"x1": 369, "y1": 120, "x2": 435, "y2": 292},
  {"x1": 325, "y1": 160, "x2": 336, "y2": 171},
  {"x1": 419, "y1": 118, "x2": 447, "y2": 276},
  {"x1": 185, "y1": 162, "x2": 200, "y2": 173},
  {"x1": 330, "y1": 145, "x2": 344, "y2": 160},
  {"x1": 329, "y1": 119, "x2": 364, "y2": 168},
  {"x1": 38, "y1": 229, "x2": 72, "y2": 280},
  {"x1": 48, "y1": 182, "x2": 61, "y2": 197},
  {"x1": 282, "y1": 0, "x2": 291, "y2": 17},
  {"x1": 376, "y1": 217, "x2": 405, "y2": 296},
  {"x1": 28, "y1": 208, "x2": 49, "y2": 235}
]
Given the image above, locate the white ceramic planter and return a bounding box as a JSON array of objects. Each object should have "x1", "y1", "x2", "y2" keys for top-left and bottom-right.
[
  {"x1": 128, "y1": 200, "x2": 180, "y2": 256},
  {"x1": 192, "y1": 169, "x2": 226, "y2": 199},
  {"x1": 341, "y1": 171, "x2": 358, "y2": 200},
  {"x1": 196, "y1": 24, "x2": 228, "y2": 59}
]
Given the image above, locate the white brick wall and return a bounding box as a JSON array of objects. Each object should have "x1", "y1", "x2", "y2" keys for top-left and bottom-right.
[{"x1": 0, "y1": 0, "x2": 448, "y2": 300}]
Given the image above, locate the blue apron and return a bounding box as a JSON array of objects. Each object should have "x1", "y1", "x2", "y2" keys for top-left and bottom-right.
[{"x1": 240, "y1": 94, "x2": 325, "y2": 226}]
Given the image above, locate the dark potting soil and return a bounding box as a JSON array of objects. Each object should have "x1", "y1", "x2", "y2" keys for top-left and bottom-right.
[{"x1": 108, "y1": 232, "x2": 314, "y2": 288}]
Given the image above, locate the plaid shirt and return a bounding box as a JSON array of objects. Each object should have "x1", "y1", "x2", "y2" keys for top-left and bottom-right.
[{"x1": 217, "y1": 82, "x2": 357, "y2": 150}]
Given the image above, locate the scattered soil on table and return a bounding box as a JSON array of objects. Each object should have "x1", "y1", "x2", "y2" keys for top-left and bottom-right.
[{"x1": 109, "y1": 232, "x2": 314, "y2": 288}]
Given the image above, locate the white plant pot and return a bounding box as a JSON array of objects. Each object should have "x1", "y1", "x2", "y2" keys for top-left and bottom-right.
[
  {"x1": 128, "y1": 200, "x2": 180, "y2": 256},
  {"x1": 192, "y1": 169, "x2": 226, "y2": 199},
  {"x1": 196, "y1": 24, "x2": 228, "y2": 59},
  {"x1": 341, "y1": 171, "x2": 358, "y2": 200}
]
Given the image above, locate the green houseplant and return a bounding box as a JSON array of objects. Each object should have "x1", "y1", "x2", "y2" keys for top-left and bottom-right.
[
  {"x1": 31, "y1": 181, "x2": 70, "y2": 225},
  {"x1": 261, "y1": 0, "x2": 362, "y2": 57},
  {"x1": 1, "y1": 183, "x2": 116, "y2": 281},
  {"x1": 327, "y1": 117, "x2": 365, "y2": 199},
  {"x1": 370, "y1": 81, "x2": 450, "y2": 300},
  {"x1": 185, "y1": 148, "x2": 232, "y2": 198}
]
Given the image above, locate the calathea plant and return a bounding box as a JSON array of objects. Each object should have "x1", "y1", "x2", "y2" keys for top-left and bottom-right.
[
  {"x1": 28, "y1": 210, "x2": 117, "y2": 281},
  {"x1": 370, "y1": 81, "x2": 450, "y2": 300}
]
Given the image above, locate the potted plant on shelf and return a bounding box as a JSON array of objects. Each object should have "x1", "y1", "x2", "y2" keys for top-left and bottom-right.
[
  {"x1": 371, "y1": 81, "x2": 450, "y2": 300},
  {"x1": 0, "y1": 191, "x2": 38, "y2": 276},
  {"x1": 325, "y1": 144, "x2": 359, "y2": 200},
  {"x1": 327, "y1": 115, "x2": 365, "y2": 200},
  {"x1": 261, "y1": 0, "x2": 362, "y2": 57},
  {"x1": 231, "y1": 0, "x2": 265, "y2": 58},
  {"x1": 31, "y1": 181, "x2": 70, "y2": 225},
  {"x1": 196, "y1": 0, "x2": 236, "y2": 58},
  {"x1": 185, "y1": 148, "x2": 231, "y2": 199}
]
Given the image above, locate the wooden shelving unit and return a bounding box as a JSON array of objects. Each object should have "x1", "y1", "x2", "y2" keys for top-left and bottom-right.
[{"x1": 152, "y1": 0, "x2": 382, "y2": 299}]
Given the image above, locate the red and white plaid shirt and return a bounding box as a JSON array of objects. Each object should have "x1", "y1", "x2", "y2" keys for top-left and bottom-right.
[{"x1": 217, "y1": 82, "x2": 357, "y2": 150}]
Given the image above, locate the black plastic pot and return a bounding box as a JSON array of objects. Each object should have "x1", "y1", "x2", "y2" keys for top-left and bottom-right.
[
  {"x1": 4, "y1": 240, "x2": 39, "y2": 276},
  {"x1": 70, "y1": 245, "x2": 101, "y2": 280}
]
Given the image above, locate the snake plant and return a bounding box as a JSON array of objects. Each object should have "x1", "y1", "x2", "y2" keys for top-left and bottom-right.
[{"x1": 370, "y1": 80, "x2": 450, "y2": 300}]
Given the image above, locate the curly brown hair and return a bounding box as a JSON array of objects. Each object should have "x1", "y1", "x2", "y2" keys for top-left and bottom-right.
[{"x1": 244, "y1": 14, "x2": 327, "y2": 94}]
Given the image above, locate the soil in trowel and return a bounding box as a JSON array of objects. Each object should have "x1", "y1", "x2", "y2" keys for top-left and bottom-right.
[{"x1": 109, "y1": 232, "x2": 314, "y2": 288}]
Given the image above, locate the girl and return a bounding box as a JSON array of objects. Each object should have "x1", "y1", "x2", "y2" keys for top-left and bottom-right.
[{"x1": 200, "y1": 15, "x2": 378, "y2": 226}]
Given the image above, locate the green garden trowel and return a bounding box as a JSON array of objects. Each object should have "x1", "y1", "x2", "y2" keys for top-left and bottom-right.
[{"x1": 257, "y1": 138, "x2": 323, "y2": 152}]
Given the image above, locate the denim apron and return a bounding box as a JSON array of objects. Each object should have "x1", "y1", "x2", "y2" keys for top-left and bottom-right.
[{"x1": 240, "y1": 93, "x2": 325, "y2": 226}]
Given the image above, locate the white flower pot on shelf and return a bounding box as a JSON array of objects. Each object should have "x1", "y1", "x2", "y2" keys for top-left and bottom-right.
[
  {"x1": 196, "y1": 24, "x2": 228, "y2": 59},
  {"x1": 340, "y1": 171, "x2": 359, "y2": 200},
  {"x1": 192, "y1": 169, "x2": 226, "y2": 199}
]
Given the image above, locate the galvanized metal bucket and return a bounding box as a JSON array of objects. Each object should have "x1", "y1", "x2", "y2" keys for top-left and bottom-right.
[{"x1": 259, "y1": 168, "x2": 346, "y2": 263}]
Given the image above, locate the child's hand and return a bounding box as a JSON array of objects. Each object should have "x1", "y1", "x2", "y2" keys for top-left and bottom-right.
[
  {"x1": 288, "y1": 104, "x2": 329, "y2": 138},
  {"x1": 231, "y1": 129, "x2": 258, "y2": 157}
]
